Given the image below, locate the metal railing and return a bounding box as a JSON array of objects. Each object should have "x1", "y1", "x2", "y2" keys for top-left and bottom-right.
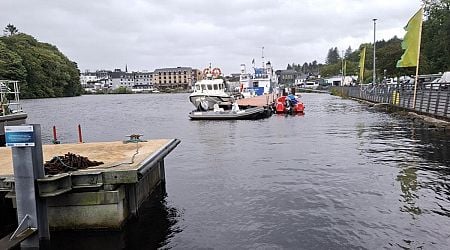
[
  {"x1": 0, "y1": 80, "x2": 23, "y2": 116},
  {"x1": 332, "y1": 83, "x2": 450, "y2": 120}
]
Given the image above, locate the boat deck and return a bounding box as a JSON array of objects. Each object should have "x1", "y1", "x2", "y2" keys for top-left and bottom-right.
[
  {"x1": 237, "y1": 94, "x2": 277, "y2": 107},
  {"x1": 0, "y1": 140, "x2": 172, "y2": 177}
]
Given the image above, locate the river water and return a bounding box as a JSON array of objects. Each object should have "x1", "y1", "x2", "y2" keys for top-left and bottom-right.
[{"x1": 4, "y1": 93, "x2": 450, "y2": 249}]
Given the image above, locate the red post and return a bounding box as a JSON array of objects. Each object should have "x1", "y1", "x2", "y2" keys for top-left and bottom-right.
[
  {"x1": 78, "y1": 124, "x2": 83, "y2": 143},
  {"x1": 52, "y1": 125, "x2": 60, "y2": 144},
  {"x1": 53, "y1": 126, "x2": 57, "y2": 142}
]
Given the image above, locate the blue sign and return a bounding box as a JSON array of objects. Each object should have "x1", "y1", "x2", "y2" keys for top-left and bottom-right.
[{"x1": 4, "y1": 125, "x2": 35, "y2": 147}]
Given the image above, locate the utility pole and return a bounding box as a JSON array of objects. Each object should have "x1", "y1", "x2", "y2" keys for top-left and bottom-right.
[{"x1": 373, "y1": 18, "x2": 377, "y2": 84}]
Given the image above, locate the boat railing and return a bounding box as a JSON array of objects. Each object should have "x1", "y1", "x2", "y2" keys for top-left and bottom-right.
[{"x1": 0, "y1": 80, "x2": 23, "y2": 116}]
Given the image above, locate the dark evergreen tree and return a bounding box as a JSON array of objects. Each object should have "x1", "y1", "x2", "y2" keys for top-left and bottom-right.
[
  {"x1": 3, "y1": 24, "x2": 18, "y2": 36},
  {"x1": 344, "y1": 46, "x2": 352, "y2": 59},
  {"x1": 326, "y1": 47, "x2": 341, "y2": 64}
]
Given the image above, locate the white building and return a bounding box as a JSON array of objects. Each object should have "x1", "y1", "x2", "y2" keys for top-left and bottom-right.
[{"x1": 80, "y1": 71, "x2": 98, "y2": 87}]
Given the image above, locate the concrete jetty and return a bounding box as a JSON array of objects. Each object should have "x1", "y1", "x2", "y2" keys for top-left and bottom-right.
[{"x1": 0, "y1": 139, "x2": 180, "y2": 230}]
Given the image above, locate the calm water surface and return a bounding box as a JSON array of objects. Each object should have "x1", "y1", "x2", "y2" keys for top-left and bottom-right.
[{"x1": 7, "y1": 93, "x2": 450, "y2": 249}]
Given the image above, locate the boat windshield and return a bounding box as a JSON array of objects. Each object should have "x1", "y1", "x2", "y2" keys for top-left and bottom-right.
[
  {"x1": 196, "y1": 85, "x2": 201, "y2": 91},
  {"x1": 207, "y1": 85, "x2": 212, "y2": 90},
  {"x1": 201, "y1": 84, "x2": 206, "y2": 91},
  {"x1": 213, "y1": 84, "x2": 218, "y2": 90}
]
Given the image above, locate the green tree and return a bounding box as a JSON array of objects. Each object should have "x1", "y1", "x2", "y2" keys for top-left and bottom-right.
[
  {"x1": 112, "y1": 86, "x2": 132, "y2": 94},
  {"x1": 3, "y1": 24, "x2": 18, "y2": 36},
  {"x1": 0, "y1": 33, "x2": 81, "y2": 98},
  {"x1": 0, "y1": 41, "x2": 27, "y2": 81},
  {"x1": 421, "y1": 0, "x2": 450, "y2": 73},
  {"x1": 344, "y1": 46, "x2": 352, "y2": 59},
  {"x1": 326, "y1": 47, "x2": 340, "y2": 64}
]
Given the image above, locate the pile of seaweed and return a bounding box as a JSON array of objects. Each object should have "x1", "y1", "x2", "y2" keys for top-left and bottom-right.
[{"x1": 44, "y1": 152, "x2": 104, "y2": 175}]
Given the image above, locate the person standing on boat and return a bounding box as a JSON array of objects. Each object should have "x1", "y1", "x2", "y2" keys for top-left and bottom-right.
[
  {"x1": 231, "y1": 97, "x2": 240, "y2": 112},
  {"x1": 287, "y1": 93, "x2": 298, "y2": 105}
]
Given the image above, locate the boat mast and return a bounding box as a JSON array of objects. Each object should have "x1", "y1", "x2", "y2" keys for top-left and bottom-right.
[{"x1": 261, "y1": 46, "x2": 265, "y2": 68}]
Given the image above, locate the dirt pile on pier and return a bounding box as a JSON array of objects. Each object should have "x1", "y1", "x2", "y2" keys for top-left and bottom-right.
[{"x1": 44, "y1": 152, "x2": 104, "y2": 175}]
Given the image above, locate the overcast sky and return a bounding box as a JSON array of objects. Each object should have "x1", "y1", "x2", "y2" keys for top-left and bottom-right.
[{"x1": 2, "y1": 0, "x2": 422, "y2": 74}]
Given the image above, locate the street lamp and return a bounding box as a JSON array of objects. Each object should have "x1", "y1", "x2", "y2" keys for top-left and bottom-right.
[{"x1": 373, "y1": 18, "x2": 377, "y2": 85}]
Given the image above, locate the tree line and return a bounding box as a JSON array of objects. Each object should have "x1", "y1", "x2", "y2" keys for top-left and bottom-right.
[
  {"x1": 289, "y1": 0, "x2": 449, "y2": 83},
  {"x1": 0, "y1": 25, "x2": 81, "y2": 98}
]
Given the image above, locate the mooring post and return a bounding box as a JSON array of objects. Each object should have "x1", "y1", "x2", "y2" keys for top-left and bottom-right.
[
  {"x1": 7, "y1": 124, "x2": 49, "y2": 249},
  {"x1": 52, "y1": 125, "x2": 60, "y2": 144},
  {"x1": 78, "y1": 124, "x2": 83, "y2": 143}
]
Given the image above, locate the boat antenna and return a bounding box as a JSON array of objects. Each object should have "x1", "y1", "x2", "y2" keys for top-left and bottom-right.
[{"x1": 261, "y1": 46, "x2": 265, "y2": 68}]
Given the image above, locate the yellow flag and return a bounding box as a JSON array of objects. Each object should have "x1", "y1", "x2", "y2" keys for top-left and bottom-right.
[
  {"x1": 396, "y1": 8, "x2": 423, "y2": 67},
  {"x1": 359, "y1": 47, "x2": 366, "y2": 83}
]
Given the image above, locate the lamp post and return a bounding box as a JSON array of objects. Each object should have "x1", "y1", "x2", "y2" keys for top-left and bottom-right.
[
  {"x1": 341, "y1": 50, "x2": 344, "y2": 86},
  {"x1": 373, "y1": 18, "x2": 377, "y2": 85}
]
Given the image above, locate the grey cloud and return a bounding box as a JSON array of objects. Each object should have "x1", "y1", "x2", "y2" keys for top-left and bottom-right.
[{"x1": 1, "y1": 0, "x2": 421, "y2": 74}]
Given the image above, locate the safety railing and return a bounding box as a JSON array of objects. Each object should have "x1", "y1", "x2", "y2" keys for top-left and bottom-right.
[{"x1": 331, "y1": 83, "x2": 450, "y2": 120}]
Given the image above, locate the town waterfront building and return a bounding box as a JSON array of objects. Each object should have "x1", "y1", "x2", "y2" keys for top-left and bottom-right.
[
  {"x1": 153, "y1": 67, "x2": 194, "y2": 90},
  {"x1": 276, "y1": 69, "x2": 304, "y2": 86},
  {"x1": 81, "y1": 66, "x2": 198, "y2": 92}
]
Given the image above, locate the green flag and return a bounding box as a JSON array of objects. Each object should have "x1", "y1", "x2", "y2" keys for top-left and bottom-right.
[
  {"x1": 396, "y1": 8, "x2": 423, "y2": 68},
  {"x1": 359, "y1": 47, "x2": 366, "y2": 83}
]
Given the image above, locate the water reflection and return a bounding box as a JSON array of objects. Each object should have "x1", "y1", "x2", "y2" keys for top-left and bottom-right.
[
  {"x1": 0, "y1": 195, "x2": 16, "y2": 239},
  {"x1": 361, "y1": 116, "x2": 450, "y2": 219},
  {"x1": 396, "y1": 163, "x2": 421, "y2": 217},
  {"x1": 48, "y1": 187, "x2": 182, "y2": 250}
]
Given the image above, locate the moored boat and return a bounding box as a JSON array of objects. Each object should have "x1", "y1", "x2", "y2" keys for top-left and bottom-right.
[
  {"x1": 274, "y1": 94, "x2": 305, "y2": 115},
  {"x1": 238, "y1": 48, "x2": 278, "y2": 97},
  {"x1": 189, "y1": 66, "x2": 232, "y2": 111},
  {"x1": 189, "y1": 106, "x2": 272, "y2": 120}
]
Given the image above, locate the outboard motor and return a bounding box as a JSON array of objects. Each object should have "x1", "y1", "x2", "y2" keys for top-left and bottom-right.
[{"x1": 285, "y1": 98, "x2": 292, "y2": 115}]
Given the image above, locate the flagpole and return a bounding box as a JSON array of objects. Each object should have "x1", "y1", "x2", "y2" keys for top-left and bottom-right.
[
  {"x1": 373, "y1": 18, "x2": 377, "y2": 85},
  {"x1": 412, "y1": 8, "x2": 424, "y2": 109}
]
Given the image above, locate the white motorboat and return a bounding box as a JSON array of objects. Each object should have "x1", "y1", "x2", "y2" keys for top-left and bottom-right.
[
  {"x1": 189, "y1": 67, "x2": 232, "y2": 110},
  {"x1": 239, "y1": 48, "x2": 278, "y2": 97}
]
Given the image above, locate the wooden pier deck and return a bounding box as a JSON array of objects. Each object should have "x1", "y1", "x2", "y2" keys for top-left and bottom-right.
[
  {"x1": 236, "y1": 94, "x2": 277, "y2": 107},
  {"x1": 0, "y1": 139, "x2": 173, "y2": 177},
  {"x1": 0, "y1": 139, "x2": 180, "y2": 230}
]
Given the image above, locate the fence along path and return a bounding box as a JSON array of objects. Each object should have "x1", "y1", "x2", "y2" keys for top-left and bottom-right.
[{"x1": 333, "y1": 83, "x2": 450, "y2": 120}]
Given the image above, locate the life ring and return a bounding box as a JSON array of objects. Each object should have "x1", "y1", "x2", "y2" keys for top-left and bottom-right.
[{"x1": 212, "y1": 68, "x2": 221, "y2": 77}]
